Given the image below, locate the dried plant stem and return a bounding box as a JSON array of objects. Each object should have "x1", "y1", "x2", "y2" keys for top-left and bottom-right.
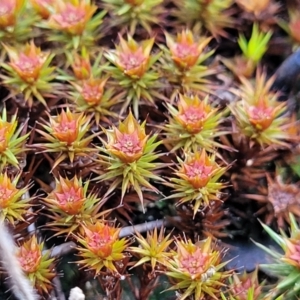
[
  {"x1": 119, "y1": 219, "x2": 166, "y2": 238},
  {"x1": 119, "y1": 217, "x2": 181, "y2": 238},
  {"x1": 0, "y1": 220, "x2": 38, "y2": 300},
  {"x1": 50, "y1": 241, "x2": 77, "y2": 257}
]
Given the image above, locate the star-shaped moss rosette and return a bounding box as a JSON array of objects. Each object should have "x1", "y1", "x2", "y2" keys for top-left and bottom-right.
[
  {"x1": 69, "y1": 76, "x2": 123, "y2": 125},
  {"x1": 254, "y1": 214, "x2": 300, "y2": 299},
  {"x1": 0, "y1": 0, "x2": 25, "y2": 30},
  {"x1": 0, "y1": 41, "x2": 60, "y2": 107},
  {"x1": 101, "y1": 0, "x2": 164, "y2": 36},
  {"x1": 0, "y1": 0, "x2": 38, "y2": 43},
  {"x1": 129, "y1": 226, "x2": 173, "y2": 273},
  {"x1": 279, "y1": 10, "x2": 300, "y2": 48},
  {"x1": 30, "y1": 0, "x2": 55, "y2": 20},
  {"x1": 236, "y1": 0, "x2": 279, "y2": 19},
  {"x1": 43, "y1": 176, "x2": 110, "y2": 238},
  {"x1": 224, "y1": 267, "x2": 264, "y2": 300},
  {"x1": 35, "y1": 108, "x2": 98, "y2": 170},
  {"x1": 159, "y1": 30, "x2": 215, "y2": 99},
  {"x1": 76, "y1": 220, "x2": 129, "y2": 275},
  {"x1": 104, "y1": 34, "x2": 162, "y2": 118},
  {"x1": 57, "y1": 47, "x2": 94, "y2": 81},
  {"x1": 57, "y1": 48, "x2": 120, "y2": 125},
  {"x1": 16, "y1": 235, "x2": 56, "y2": 295},
  {"x1": 165, "y1": 149, "x2": 228, "y2": 217},
  {"x1": 96, "y1": 111, "x2": 163, "y2": 210},
  {"x1": 172, "y1": 0, "x2": 235, "y2": 38},
  {"x1": 0, "y1": 172, "x2": 33, "y2": 224},
  {"x1": 163, "y1": 94, "x2": 229, "y2": 153},
  {"x1": 57, "y1": 46, "x2": 107, "y2": 81},
  {"x1": 164, "y1": 236, "x2": 231, "y2": 300},
  {"x1": 230, "y1": 72, "x2": 293, "y2": 147},
  {"x1": 40, "y1": 0, "x2": 106, "y2": 50},
  {"x1": 68, "y1": 48, "x2": 93, "y2": 80},
  {"x1": 0, "y1": 108, "x2": 29, "y2": 171}
]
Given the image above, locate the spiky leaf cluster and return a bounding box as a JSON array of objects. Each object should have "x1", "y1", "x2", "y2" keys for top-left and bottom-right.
[
  {"x1": 254, "y1": 214, "x2": 300, "y2": 299},
  {"x1": 96, "y1": 111, "x2": 163, "y2": 210},
  {"x1": 36, "y1": 108, "x2": 98, "y2": 170},
  {"x1": 0, "y1": 172, "x2": 32, "y2": 224},
  {"x1": 230, "y1": 72, "x2": 293, "y2": 147},
  {"x1": 172, "y1": 0, "x2": 235, "y2": 38},
  {"x1": 16, "y1": 235, "x2": 56, "y2": 295},
  {"x1": 43, "y1": 176, "x2": 109, "y2": 238},
  {"x1": 105, "y1": 35, "x2": 161, "y2": 118},
  {"x1": 0, "y1": 108, "x2": 29, "y2": 171},
  {"x1": 129, "y1": 226, "x2": 173, "y2": 272},
  {"x1": 164, "y1": 236, "x2": 231, "y2": 300},
  {"x1": 222, "y1": 23, "x2": 272, "y2": 78},
  {"x1": 164, "y1": 94, "x2": 228, "y2": 153},
  {"x1": 159, "y1": 30, "x2": 215, "y2": 99},
  {"x1": 63, "y1": 48, "x2": 122, "y2": 125},
  {"x1": 166, "y1": 149, "x2": 228, "y2": 217},
  {"x1": 101, "y1": 0, "x2": 165, "y2": 35},
  {"x1": 39, "y1": 0, "x2": 106, "y2": 50},
  {"x1": 76, "y1": 221, "x2": 129, "y2": 275},
  {"x1": 0, "y1": 0, "x2": 38, "y2": 43},
  {"x1": 1, "y1": 41, "x2": 59, "y2": 107}
]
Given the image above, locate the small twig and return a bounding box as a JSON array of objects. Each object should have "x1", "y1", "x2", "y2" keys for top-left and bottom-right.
[
  {"x1": 119, "y1": 219, "x2": 165, "y2": 238},
  {"x1": 119, "y1": 217, "x2": 181, "y2": 238},
  {"x1": 50, "y1": 241, "x2": 77, "y2": 258}
]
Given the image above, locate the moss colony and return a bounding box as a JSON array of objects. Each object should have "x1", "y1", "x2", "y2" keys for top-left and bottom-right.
[{"x1": 1, "y1": 0, "x2": 300, "y2": 299}]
